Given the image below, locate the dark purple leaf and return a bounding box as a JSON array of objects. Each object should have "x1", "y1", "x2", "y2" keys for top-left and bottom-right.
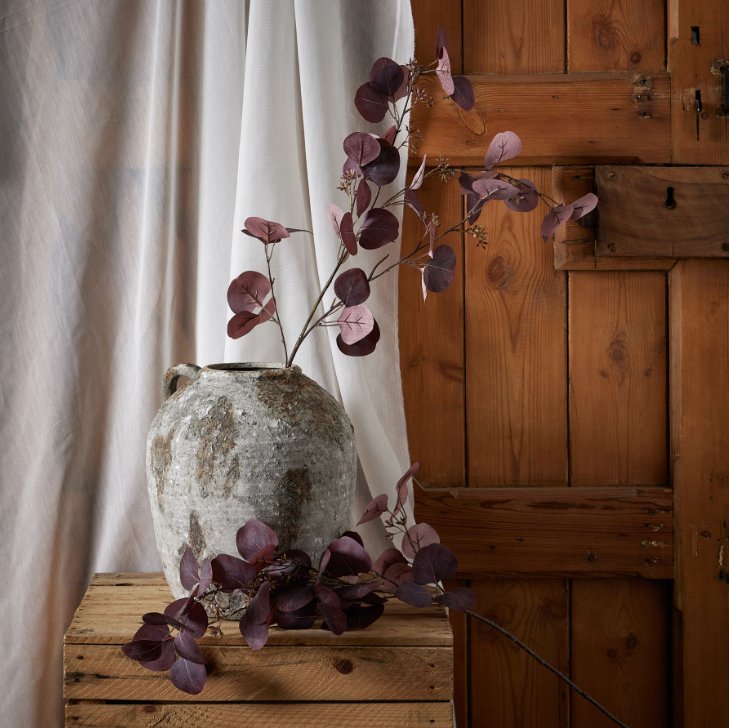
[
  {"x1": 394, "y1": 67, "x2": 409, "y2": 101},
  {"x1": 336, "y1": 320, "x2": 380, "y2": 357},
  {"x1": 277, "y1": 583, "x2": 315, "y2": 613},
  {"x1": 140, "y1": 637, "x2": 176, "y2": 672},
  {"x1": 504, "y1": 179, "x2": 539, "y2": 213},
  {"x1": 237, "y1": 518, "x2": 279, "y2": 561},
  {"x1": 382, "y1": 561, "x2": 413, "y2": 589},
  {"x1": 339, "y1": 211, "x2": 358, "y2": 256},
  {"x1": 356, "y1": 180, "x2": 372, "y2": 217},
  {"x1": 459, "y1": 172, "x2": 475, "y2": 193},
  {"x1": 355, "y1": 83, "x2": 389, "y2": 123},
  {"x1": 284, "y1": 549, "x2": 312, "y2": 568},
  {"x1": 404, "y1": 188, "x2": 424, "y2": 218},
  {"x1": 339, "y1": 530, "x2": 364, "y2": 547},
  {"x1": 274, "y1": 603, "x2": 317, "y2": 629},
  {"x1": 174, "y1": 631, "x2": 206, "y2": 665},
  {"x1": 142, "y1": 611, "x2": 186, "y2": 631},
  {"x1": 342, "y1": 157, "x2": 363, "y2": 177},
  {"x1": 373, "y1": 547, "x2": 406, "y2": 575},
  {"x1": 343, "y1": 132, "x2": 380, "y2": 167},
  {"x1": 327, "y1": 203, "x2": 344, "y2": 236},
  {"x1": 211, "y1": 554, "x2": 256, "y2": 591},
  {"x1": 472, "y1": 177, "x2": 519, "y2": 200},
  {"x1": 240, "y1": 582, "x2": 272, "y2": 651},
  {"x1": 396, "y1": 581, "x2": 433, "y2": 608},
  {"x1": 368, "y1": 57, "x2": 404, "y2": 98},
  {"x1": 248, "y1": 542, "x2": 277, "y2": 566},
  {"x1": 485, "y1": 131, "x2": 523, "y2": 168},
  {"x1": 243, "y1": 217, "x2": 290, "y2": 244},
  {"x1": 320, "y1": 603, "x2": 348, "y2": 635},
  {"x1": 362, "y1": 140, "x2": 400, "y2": 187},
  {"x1": 401, "y1": 522, "x2": 440, "y2": 560},
  {"x1": 436, "y1": 46, "x2": 455, "y2": 95},
  {"x1": 164, "y1": 599, "x2": 209, "y2": 638},
  {"x1": 262, "y1": 559, "x2": 297, "y2": 578},
  {"x1": 541, "y1": 203, "x2": 575, "y2": 240},
  {"x1": 394, "y1": 462, "x2": 419, "y2": 515},
  {"x1": 179, "y1": 547, "x2": 199, "y2": 591},
  {"x1": 569, "y1": 192, "x2": 598, "y2": 220},
  {"x1": 357, "y1": 493, "x2": 388, "y2": 525},
  {"x1": 133, "y1": 623, "x2": 170, "y2": 642},
  {"x1": 318, "y1": 548, "x2": 331, "y2": 576},
  {"x1": 314, "y1": 583, "x2": 342, "y2": 608},
  {"x1": 451, "y1": 76, "x2": 475, "y2": 111},
  {"x1": 422, "y1": 245, "x2": 456, "y2": 294},
  {"x1": 198, "y1": 558, "x2": 212, "y2": 594},
  {"x1": 226, "y1": 300, "x2": 275, "y2": 339},
  {"x1": 412, "y1": 543, "x2": 458, "y2": 584},
  {"x1": 337, "y1": 304, "x2": 374, "y2": 345},
  {"x1": 169, "y1": 657, "x2": 207, "y2": 695},
  {"x1": 359, "y1": 208, "x2": 399, "y2": 250},
  {"x1": 338, "y1": 580, "x2": 381, "y2": 600},
  {"x1": 334, "y1": 268, "x2": 370, "y2": 307},
  {"x1": 227, "y1": 271, "x2": 272, "y2": 314},
  {"x1": 345, "y1": 603, "x2": 384, "y2": 630},
  {"x1": 325, "y1": 536, "x2": 372, "y2": 577},
  {"x1": 121, "y1": 639, "x2": 164, "y2": 662},
  {"x1": 435, "y1": 587, "x2": 476, "y2": 612}
]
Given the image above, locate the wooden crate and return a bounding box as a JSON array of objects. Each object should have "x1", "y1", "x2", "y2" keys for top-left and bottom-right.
[{"x1": 64, "y1": 573, "x2": 453, "y2": 727}]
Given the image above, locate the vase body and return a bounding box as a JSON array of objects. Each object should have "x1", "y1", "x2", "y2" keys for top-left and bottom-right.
[{"x1": 146, "y1": 363, "x2": 356, "y2": 600}]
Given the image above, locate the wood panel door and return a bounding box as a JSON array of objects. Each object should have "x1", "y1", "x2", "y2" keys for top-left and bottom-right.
[{"x1": 399, "y1": 1, "x2": 729, "y2": 726}]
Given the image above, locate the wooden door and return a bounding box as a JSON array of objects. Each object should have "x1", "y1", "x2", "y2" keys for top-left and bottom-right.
[{"x1": 399, "y1": 1, "x2": 729, "y2": 726}]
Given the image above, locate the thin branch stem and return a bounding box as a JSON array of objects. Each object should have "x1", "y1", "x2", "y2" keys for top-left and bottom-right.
[{"x1": 265, "y1": 243, "x2": 288, "y2": 363}]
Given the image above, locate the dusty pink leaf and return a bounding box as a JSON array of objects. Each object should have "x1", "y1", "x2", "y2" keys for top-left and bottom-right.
[
  {"x1": 373, "y1": 547, "x2": 406, "y2": 575},
  {"x1": 327, "y1": 203, "x2": 344, "y2": 237},
  {"x1": 357, "y1": 493, "x2": 389, "y2": 525},
  {"x1": 504, "y1": 179, "x2": 539, "y2": 213},
  {"x1": 243, "y1": 217, "x2": 290, "y2": 244},
  {"x1": 436, "y1": 46, "x2": 455, "y2": 95},
  {"x1": 472, "y1": 177, "x2": 518, "y2": 200},
  {"x1": 336, "y1": 320, "x2": 380, "y2": 357},
  {"x1": 541, "y1": 203, "x2": 575, "y2": 240},
  {"x1": 401, "y1": 522, "x2": 440, "y2": 560},
  {"x1": 337, "y1": 304, "x2": 374, "y2": 345},
  {"x1": 394, "y1": 462, "x2": 419, "y2": 515},
  {"x1": 410, "y1": 155, "x2": 427, "y2": 190},
  {"x1": 226, "y1": 299, "x2": 275, "y2": 339},
  {"x1": 485, "y1": 131, "x2": 523, "y2": 168},
  {"x1": 569, "y1": 192, "x2": 598, "y2": 220},
  {"x1": 227, "y1": 271, "x2": 272, "y2": 314}
]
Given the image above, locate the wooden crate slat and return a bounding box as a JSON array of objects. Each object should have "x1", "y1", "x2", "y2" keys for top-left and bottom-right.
[
  {"x1": 415, "y1": 486, "x2": 673, "y2": 578},
  {"x1": 65, "y1": 701, "x2": 453, "y2": 727},
  {"x1": 413, "y1": 73, "x2": 671, "y2": 166},
  {"x1": 64, "y1": 644, "x2": 452, "y2": 702}
]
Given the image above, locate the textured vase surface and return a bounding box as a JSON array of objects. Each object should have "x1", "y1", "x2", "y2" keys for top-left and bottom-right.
[{"x1": 146, "y1": 363, "x2": 356, "y2": 600}]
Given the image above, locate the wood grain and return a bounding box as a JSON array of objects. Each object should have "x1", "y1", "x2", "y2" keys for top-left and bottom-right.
[
  {"x1": 411, "y1": 0, "x2": 462, "y2": 72},
  {"x1": 669, "y1": 0, "x2": 729, "y2": 164},
  {"x1": 571, "y1": 580, "x2": 670, "y2": 728},
  {"x1": 568, "y1": 0, "x2": 666, "y2": 72},
  {"x1": 569, "y1": 272, "x2": 668, "y2": 486},
  {"x1": 446, "y1": 580, "x2": 470, "y2": 728},
  {"x1": 596, "y1": 166, "x2": 729, "y2": 258},
  {"x1": 466, "y1": 167, "x2": 567, "y2": 487},
  {"x1": 470, "y1": 580, "x2": 569, "y2": 727},
  {"x1": 463, "y1": 0, "x2": 564, "y2": 73},
  {"x1": 413, "y1": 73, "x2": 671, "y2": 166},
  {"x1": 65, "y1": 702, "x2": 453, "y2": 727},
  {"x1": 670, "y1": 260, "x2": 729, "y2": 726},
  {"x1": 66, "y1": 574, "x2": 452, "y2": 647},
  {"x1": 416, "y1": 485, "x2": 673, "y2": 578},
  {"x1": 552, "y1": 166, "x2": 675, "y2": 271},
  {"x1": 399, "y1": 174, "x2": 465, "y2": 486}
]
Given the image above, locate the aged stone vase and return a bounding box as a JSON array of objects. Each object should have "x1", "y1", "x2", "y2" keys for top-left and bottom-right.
[{"x1": 146, "y1": 363, "x2": 356, "y2": 600}]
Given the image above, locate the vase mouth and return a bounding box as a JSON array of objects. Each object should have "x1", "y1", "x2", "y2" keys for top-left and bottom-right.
[{"x1": 204, "y1": 362, "x2": 298, "y2": 373}]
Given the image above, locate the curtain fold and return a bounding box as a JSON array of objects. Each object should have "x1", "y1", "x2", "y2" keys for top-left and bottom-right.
[{"x1": 0, "y1": 1, "x2": 413, "y2": 725}]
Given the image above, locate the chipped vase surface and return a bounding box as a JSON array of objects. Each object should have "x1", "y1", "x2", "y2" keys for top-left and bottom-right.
[{"x1": 147, "y1": 363, "x2": 357, "y2": 602}]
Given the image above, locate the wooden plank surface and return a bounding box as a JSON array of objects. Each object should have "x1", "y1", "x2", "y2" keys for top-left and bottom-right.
[
  {"x1": 670, "y1": 260, "x2": 729, "y2": 726},
  {"x1": 571, "y1": 580, "x2": 671, "y2": 728},
  {"x1": 399, "y1": 175, "x2": 465, "y2": 487},
  {"x1": 596, "y1": 166, "x2": 729, "y2": 258},
  {"x1": 66, "y1": 574, "x2": 452, "y2": 646},
  {"x1": 463, "y1": 0, "x2": 564, "y2": 73},
  {"x1": 470, "y1": 580, "x2": 569, "y2": 727},
  {"x1": 569, "y1": 272, "x2": 668, "y2": 486},
  {"x1": 568, "y1": 0, "x2": 665, "y2": 72},
  {"x1": 466, "y1": 167, "x2": 567, "y2": 487},
  {"x1": 416, "y1": 485, "x2": 673, "y2": 579},
  {"x1": 65, "y1": 644, "x2": 452, "y2": 702},
  {"x1": 553, "y1": 166, "x2": 675, "y2": 271},
  {"x1": 669, "y1": 0, "x2": 729, "y2": 164},
  {"x1": 411, "y1": 0, "x2": 462, "y2": 72},
  {"x1": 65, "y1": 702, "x2": 453, "y2": 727},
  {"x1": 413, "y1": 74, "x2": 671, "y2": 166}
]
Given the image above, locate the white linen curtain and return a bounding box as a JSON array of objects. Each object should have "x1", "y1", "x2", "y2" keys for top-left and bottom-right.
[{"x1": 0, "y1": 2, "x2": 414, "y2": 726}]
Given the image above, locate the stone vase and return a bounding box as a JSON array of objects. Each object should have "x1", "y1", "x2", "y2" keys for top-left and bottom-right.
[{"x1": 146, "y1": 363, "x2": 356, "y2": 601}]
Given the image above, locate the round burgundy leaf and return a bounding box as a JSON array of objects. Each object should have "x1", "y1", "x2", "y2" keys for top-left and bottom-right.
[
  {"x1": 174, "y1": 631, "x2": 206, "y2": 665},
  {"x1": 396, "y1": 580, "x2": 433, "y2": 608},
  {"x1": 354, "y1": 83, "x2": 389, "y2": 123},
  {"x1": 359, "y1": 208, "x2": 399, "y2": 250},
  {"x1": 169, "y1": 657, "x2": 207, "y2": 695},
  {"x1": 339, "y1": 211, "x2": 357, "y2": 256},
  {"x1": 368, "y1": 57, "x2": 404, "y2": 97},
  {"x1": 335, "y1": 268, "x2": 370, "y2": 307},
  {"x1": 401, "y1": 522, "x2": 440, "y2": 560},
  {"x1": 314, "y1": 583, "x2": 341, "y2": 608},
  {"x1": 382, "y1": 124, "x2": 398, "y2": 145},
  {"x1": 139, "y1": 637, "x2": 176, "y2": 672},
  {"x1": 324, "y1": 535, "x2": 372, "y2": 577},
  {"x1": 165, "y1": 598, "x2": 208, "y2": 638},
  {"x1": 227, "y1": 270, "x2": 272, "y2": 313},
  {"x1": 274, "y1": 603, "x2": 317, "y2": 630},
  {"x1": 423, "y1": 245, "x2": 456, "y2": 293},
  {"x1": 243, "y1": 217, "x2": 290, "y2": 244},
  {"x1": 485, "y1": 131, "x2": 523, "y2": 169},
  {"x1": 211, "y1": 554, "x2": 256, "y2": 591},
  {"x1": 504, "y1": 179, "x2": 539, "y2": 213},
  {"x1": 451, "y1": 76, "x2": 475, "y2": 110},
  {"x1": 121, "y1": 639, "x2": 164, "y2": 662},
  {"x1": 276, "y1": 583, "x2": 315, "y2": 613},
  {"x1": 373, "y1": 547, "x2": 406, "y2": 575},
  {"x1": 356, "y1": 180, "x2": 372, "y2": 217},
  {"x1": 339, "y1": 530, "x2": 364, "y2": 547},
  {"x1": 321, "y1": 603, "x2": 348, "y2": 635},
  {"x1": 179, "y1": 547, "x2": 199, "y2": 591},
  {"x1": 411, "y1": 542, "x2": 458, "y2": 585},
  {"x1": 541, "y1": 203, "x2": 575, "y2": 240},
  {"x1": 336, "y1": 320, "x2": 380, "y2": 357},
  {"x1": 343, "y1": 132, "x2": 380, "y2": 167},
  {"x1": 226, "y1": 302, "x2": 275, "y2": 339},
  {"x1": 237, "y1": 518, "x2": 279, "y2": 561},
  {"x1": 362, "y1": 140, "x2": 400, "y2": 187},
  {"x1": 393, "y1": 65, "x2": 410, "y2": 101}
]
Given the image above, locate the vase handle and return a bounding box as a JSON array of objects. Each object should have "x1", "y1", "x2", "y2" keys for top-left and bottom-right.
[{"x1": 162, "y1": 363, "x2": 201, "y2": 400}]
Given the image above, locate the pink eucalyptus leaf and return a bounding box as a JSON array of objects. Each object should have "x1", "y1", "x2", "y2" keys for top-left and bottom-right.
[
  {"x1": 243, "y1": 217, "x2": 290, "y2": 244},
  {"x1": 226, "y1": 301, "x2": 275, "y2": 339},
  {"x1": 327, "y1": 203, "x2": 344, "y2": 237},
  {"x1": 401, "y1": 522, "x2": 440, "y2": 560},
  {"x1": 471, "y1": 177, "x2": 518, "y2": 200},
  {"x1": 169, "y1": 658, "x2": 206, "y2": 695},
  {"x1": 336, "y1": 320, "x2": 380, "y2": 357},
  {"x1": 410, "y1": 156, "x2": 427, "y2": 190},
  {"x1": 436, "y1": 46, "x2": 455, "y2": 95},
  {"x1": 394, "y1": 462, "x2": 419, "y2": 515},
  {"x1": 325, "y1": 535, "x2": 372, "y2": 577},
  {"x1": 373, "y1": 547, "x2": 406, "y2": 575},
  {"x1": 357, "y1": 493, "x2": 389, "y2": 525},
  {"x1": 485, "y1": 131, "x2": 523, "y2": 168},
  {"x1": 569, "y1": 192, "x2": 598, "y2": 220},
  {"x1": 337, "y1": 304, "x2": 375, "y2": 344},
  {"x1": 174, "y1": 631, "x2": 206, "y2": 665},
  {"x1": 343, "y1": 132, "x2": 380, "y2": 166},
  {"x1": 227, "y1": 270, "x2": 272, "y2": 313},
  {"x1": 210, "y1": 554, "x2": 256, "y2": 591},
  {"x1": 541, "y1": 203, "x2": 575, "y2": 240},
  {"x1": 504, "y1": 179, "x2": 539, "y2": 213}
]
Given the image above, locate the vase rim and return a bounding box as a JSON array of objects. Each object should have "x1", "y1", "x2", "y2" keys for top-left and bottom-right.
[{"x1": 202, "y1": 362, "x2": 298, "y2": 373}]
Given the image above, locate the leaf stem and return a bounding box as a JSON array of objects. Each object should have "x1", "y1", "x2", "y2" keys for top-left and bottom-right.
[{"x1": 264, "y1": 243, "x2": 289, "y2": 363}]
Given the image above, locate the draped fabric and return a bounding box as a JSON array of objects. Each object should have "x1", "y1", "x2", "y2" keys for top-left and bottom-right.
[{"x1": 0, "y1": 2, "x2": 414, "y2": 725}]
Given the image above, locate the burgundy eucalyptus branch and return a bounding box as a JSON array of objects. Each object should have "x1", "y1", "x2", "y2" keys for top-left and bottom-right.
[{"x1": 226, "y1": 29, "x2": 597, "y2": 367}]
